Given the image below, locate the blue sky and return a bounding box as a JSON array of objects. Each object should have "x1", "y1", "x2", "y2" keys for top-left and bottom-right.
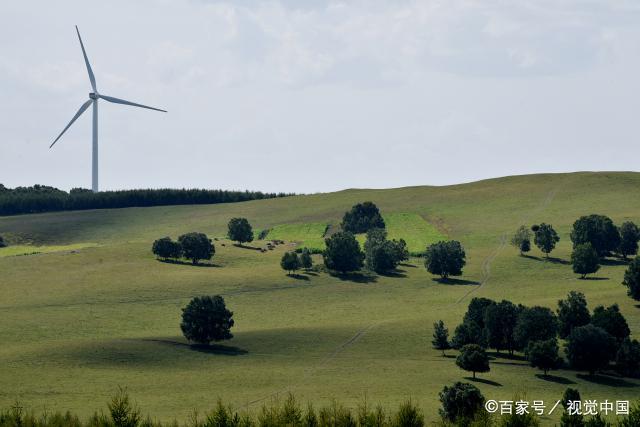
[{"x1": 1, "y1": 0, "x2": 639, "y2": 193}]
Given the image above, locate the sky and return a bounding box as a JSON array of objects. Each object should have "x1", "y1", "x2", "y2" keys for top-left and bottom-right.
[{"x1": 1, "y1": 0, "x2": 639, "y2": 193}]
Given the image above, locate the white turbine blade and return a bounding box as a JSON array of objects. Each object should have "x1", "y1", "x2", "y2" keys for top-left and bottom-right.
[
  {"x1": 76, "y1": 26, "x2": 97, "y2": 91},
  {"x1": 98, "y1": 94, "x2": 167, "y2": 112},
  {"x1": 50, "y1": 99, "x2": 93, "y2": 148}
]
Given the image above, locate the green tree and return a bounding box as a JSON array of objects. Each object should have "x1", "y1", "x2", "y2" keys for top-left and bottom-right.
[
  {"x1": 151, "y1": 237, "x2": 183, "y2": 260},
  {"x1": 108, "y1": 387, "x2": 141, "y2": 427},
  {"x1": 615, "y1": 338, "x2": 640, "y2": 377},
  {"x1": 618, "y1": 221, "x2": 640, "y2": 259},
  {"x1": 525, "y1": 339, "x2": 562, "y2": 376},
  {"x1": 451, "y1": 321, "x2": 486, "y2": 349},
  {"x1": 280, "y1": 252, "x2": 300, "y2": 275},
  {"x1": 323, "y1": 231, "x2": 365, "y2": 273},
  {"x1": 0, "y1": 235, "x2": 6, "y2": 248},
  {"x1": 424, "y1": 240, "x2": 466, "y2": 279},
  {"x1": 389, "y1": 238, "x2": 409, "y2": 263},
  {"x1": 364, "y1": 228, "x2": 400, "y2": 273},
  {"x1": 341, "y1": 201, "x2": 385, "y2": 234},
  {"x1": 557, "y1": 291, "x2": 591, "y2": 339},
  {"x1": 180, "y1": 295, "x2": 234, "y2": 345},
  {"x1": 484, "y1": 300, "x2": 520, "y2": 355},
  {"x1": 570, "y1": 214, "x2": 620, "y2": 257},
  {"x1": 456, "y1": 344, "x2": 490, "y2": 379},
  {"x1": 565, "y1": 324, "x2": 615, "y2": 375},
  {"x1": 514, "y1": 306, "x2": 558, "y2": 350},
  {"x1": 560, "y1": 388, "x2": 584, "y2": 427},
  {"x1": 623, "y1": 256, "x2": 640, "y2": 301},
  {"x1": 533, "y1": 223, "x2": 560, "y2": 257},
  {"x1": 299, "y1": 249, "x2": 313, "y2": 270},
  {"x1": 432, "y1": 320, "x2": 450, "y2": 356},
  {"x1": 591, "y1": 304, "x2": 630, "y2": 345},
  {"x1": 511, "y1": 225, "x2": 532, "y2": 256},
  {"x1": 438, "y1": 382, "x2": 485, "y2": 423},
  {"x1": 571, "y1": 243, "x2": 600, "y2": 279},
  {"x1": 227, "y1": 217, "x2": 254, "y2": 246},
  {"x1": 177, "y1": 232, "x2": 214, "y2": 265}
]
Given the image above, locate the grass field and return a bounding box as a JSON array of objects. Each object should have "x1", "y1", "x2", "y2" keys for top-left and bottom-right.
[
  {"x1": 1, "y1": 172, "x2": 640, "y2": 425},
  {"x1": 0, "y1": 243, "x2": 99, "y2": 257},
  {"x1": 264, "y1": 222, "x2": 329, "y2": 250}
]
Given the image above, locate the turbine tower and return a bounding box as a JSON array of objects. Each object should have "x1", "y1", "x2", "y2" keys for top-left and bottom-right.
[{"x1": 50, "y1": 26, "x2": 166, "y2": 192}]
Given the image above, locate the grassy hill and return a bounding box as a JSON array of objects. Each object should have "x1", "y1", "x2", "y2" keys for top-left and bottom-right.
[{"x1": 1, "y1": 171, "x2": 640, "y2": 424}]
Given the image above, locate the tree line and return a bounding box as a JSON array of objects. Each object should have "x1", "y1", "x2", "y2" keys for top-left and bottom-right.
[{"x1": 0, "y1": 184, "x2": 293, "y2": 216}]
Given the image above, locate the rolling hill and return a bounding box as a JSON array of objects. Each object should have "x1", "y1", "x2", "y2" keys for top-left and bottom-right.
[{"x1": 1, "y1": 171, "x2": 640, "y2": 424}]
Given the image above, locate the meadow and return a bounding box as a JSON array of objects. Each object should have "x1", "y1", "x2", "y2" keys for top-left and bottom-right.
[{"x1": 1, "y1": 172, "x2": 640, "y2": 425}]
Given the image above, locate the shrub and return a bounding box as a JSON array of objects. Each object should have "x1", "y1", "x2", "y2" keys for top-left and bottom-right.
[
  {"x1": 151, "y1": 237, "x2": 182, "y2": 260},
  {"x1": 456, "y1": 344, "x2": 490, "y2": 379},
  {"x1": 180, "y1": 295, "x2": 234, "y2": 345},
  {"x1": 424, "y1": 241, "x2": 466, "y2": 279},
  {"x1": 227, "y1": 218, "x2": 254, "y2": 246},
  {"x1": 393, "y1": 401, "x2": 424, "y2": 427},
  {"x1": 323, "y1": 231, "x2": 364, "y2": 273},
  {"x1": 438, "y1": 382, "x2": 485, "y2": 423},
  {"x1": 280, "y1": 252, "x2": 300, "y2": 275},
  {"x1": 571, "y1": 243, "x2": 600, "y2": 279},
  {"x1": 341, "y1": 201, "x2": 385, "y2": 234},
  {"x1": 565, "y1": 324, "x2": 615, "y2": 375},
  {"x1": 178, "y1": 232, "x2": 214, "y2": 265},
  {"x1": 622, "y1": 256, "x2": 640, "y2": 301}
]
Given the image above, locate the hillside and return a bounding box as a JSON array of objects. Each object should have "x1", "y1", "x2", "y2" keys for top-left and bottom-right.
[{"x1": 1, "y1": 171, "x2": 640, "y2": 424}]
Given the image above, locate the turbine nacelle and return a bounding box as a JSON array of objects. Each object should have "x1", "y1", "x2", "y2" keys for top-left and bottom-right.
[{"x1": 49, "y1": 26, "x2": 166, "y2": 192}]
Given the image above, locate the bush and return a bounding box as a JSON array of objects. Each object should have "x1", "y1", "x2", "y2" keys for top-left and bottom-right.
[
  {"x1": 341, "y1": 201, "x2": 385, "y2": 234},
  {"x1": 424, "y1": 240, "x2": 466, "y2": 279},
  {"x1": 180, "y1": 295, "x2": 234, "y2": 345},
  {"x1": 565, "y1": 324, "x2": 616, "y2": 375},
  {"x1": 438, "y1": 382, "x2": 485, "y2": 423},
  {"x1": 280, "y1": 252, "x2": 300, "y2": 275},
  {"x1": 151, "y1": 237, "x2": 182, "y2": 260},
  {"x1": 323, "y1": 231, "x2": 364, "y2": 273},
  {"x1": 178, "y1": 232, "x2": 214, "y2": 265},
  {"x1": 571, "y1": 243, "x2": 600, "y2": 279},
  {"x1": 623, "y1": 256, "x2": 640, "y2": 301},
  {"x1": 456, "y1": 344, "x2": 490, "y2": 379},
  {"x1": 227, "y1": 218, "x2": 254, "y2": 246}
]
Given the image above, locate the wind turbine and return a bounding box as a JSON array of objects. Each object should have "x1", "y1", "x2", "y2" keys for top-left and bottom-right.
[{"x1": 50, "y1": 26, "x2": 166, "y2": 192}]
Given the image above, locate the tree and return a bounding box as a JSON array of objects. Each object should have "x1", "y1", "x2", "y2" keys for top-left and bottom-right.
[
  {"x1": 618, "y1": 221, "x2": 640, "y2": 259},
  {"x1": 299, "y1": 249, "x2": 313, "y2": 270},
  {"x1": 323, "y1": 231, "x2": 365, "y2": 273},
  {"x1": 451, "y1": 321, "x2": 486, "y2": 349},
  {"x1": 280, "y1": 252, "x2": 300, "y2": 275},
  {"x1": 455, "y1": 344, "x2": 490, "y2": 379},
  {"x1": 557, "y1": 291, "x2": 591, "y2": 339},
  {"x1": 591, "y1": 304, "x2": 630, "y2": 344},
  {"x1": 364, "y1": 228, "x2": 400, "y2": 273},
  {"x1": 514, "y1": 306, "x2": 558, "y2": 350},
  {"x1": 570, "y1": 214, "x2": 621, "y2": 257},
  {"x1": 525, "y1": 339, "x2": 562, "y2": 376},
  {"x1": 152, "y1": 237, "x2": 182, "y2": 260},
  {"x1": 511, "y1": 225, "x2": 532, "y2": 256},
  {"x1": 432, "y1": 320, "x2": 450, "y2": 356},
  {"x1": 180, "y1": 295, "x2": 234, "y2": 345},
  {"x1": 533, "y1": 223, "x2": 560, "y2": 257},
  {"x1": 424, "y1": 240, "x2": 466, "y2": 279},
  {"x1": 389, "y1": 238, "x2": 409, "y2": 263},
  {"x1": 571, "y1": 243, "x2": 600, "y2": 279},
  {"x1": 227, "y1": 217, "x2": 254, "y2": 246},
  {"x1": 560, "y1": 388, "x2": 584, "y2": 427},
  {"x1": 623, "y1": 256, "x2": 640, "y2": 301},
  {"x1": 438, "y1": 382, "x2": 485, "y2": 423},
  {"x1": 341, "y1": 201, "x2": 385, "y2": 234},
  {"x1": 483, "y1": 300, "x2": 520, "y2": 355},
  {"x1": 565, "y1": 324, "x2": 615, "y2": 375},
  {"x1": 463, "y1": 297, "x2": 495, "y2": 329},
  {"x1": 0, "y1": 235, "x2": 6, "y2": 248},
  {"x1": 615, "y1": 338, "x2": 640, "y2": 377},
  {"x1": 178, "y1": 232, "x2": 214, "y2": 265}
]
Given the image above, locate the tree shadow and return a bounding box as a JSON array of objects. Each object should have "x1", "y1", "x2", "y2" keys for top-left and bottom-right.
[
  {"x1": 233, "y1": 244, "x2": 263, "y2": 251},
  {"x1": 600, "y1": 258, "x2": 629, "y2": 266},
  {"x1": 303, "y1": 271, "x2": 319, "y2": 276},
  {"x1": 432, "y1": 277, "x2": 480, "y2": 286},
  {"x1": 522, "y1": 255, "x2": 569, "y2": 265},
  {"x1": 377, "y1": 269, "x2": 408, "y2": 278},
  {"x1": 442, "y1": 354, "x2": 457, "y2": 359},
  {"x1": 464, "y1": 377, "x2": 503, "y2": 387},
  {"x1": 579, "y1": 276, "x2": 609, "y2": 281},
  {"x1": 157, "y1": 259, "x2": 220, "y2": 268},
  {"x1": 329, "y1": 271, "x2": 377, "y2": 283},
  {"x1": 535, "y1": 374, "x2": 576, "y2": 384},
  {"x1": 145, "y1": 339, "x2": 248, "y2": 356},
  {"x1": 487, "y1": 351, "x2": 526, "y2": 361},
  {"x1": 287, "y1": 273, "x2": 310, "y2": 281},
  {"x1": 399, "y1": 263, "x2": 417, "y2": 268},
  {"x1": 576, "y1": 374, "x2": 639, "y2": 388}
]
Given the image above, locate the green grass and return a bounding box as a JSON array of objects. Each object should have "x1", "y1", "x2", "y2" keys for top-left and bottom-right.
[
  {"x1": 1, "y1": 172, "x2": 640, "y2": 425},
  {"x1": 264, "y1": 222, "x2": 329, "y2": 250},
  {"x1": 0, "y1": 243, "x2": 99, "y2": 257}
]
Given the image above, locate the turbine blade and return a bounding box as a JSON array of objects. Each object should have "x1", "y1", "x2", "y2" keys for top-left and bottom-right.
[
  {"x1": 50, "y1": 99, "x2": 93, "y2": 148},
  {"x1": 76, "y1": 26, "x2": 97, "y2": 91},
  {"x1": 98, "y1": 94, "x2": 167, "y2": 112}
]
